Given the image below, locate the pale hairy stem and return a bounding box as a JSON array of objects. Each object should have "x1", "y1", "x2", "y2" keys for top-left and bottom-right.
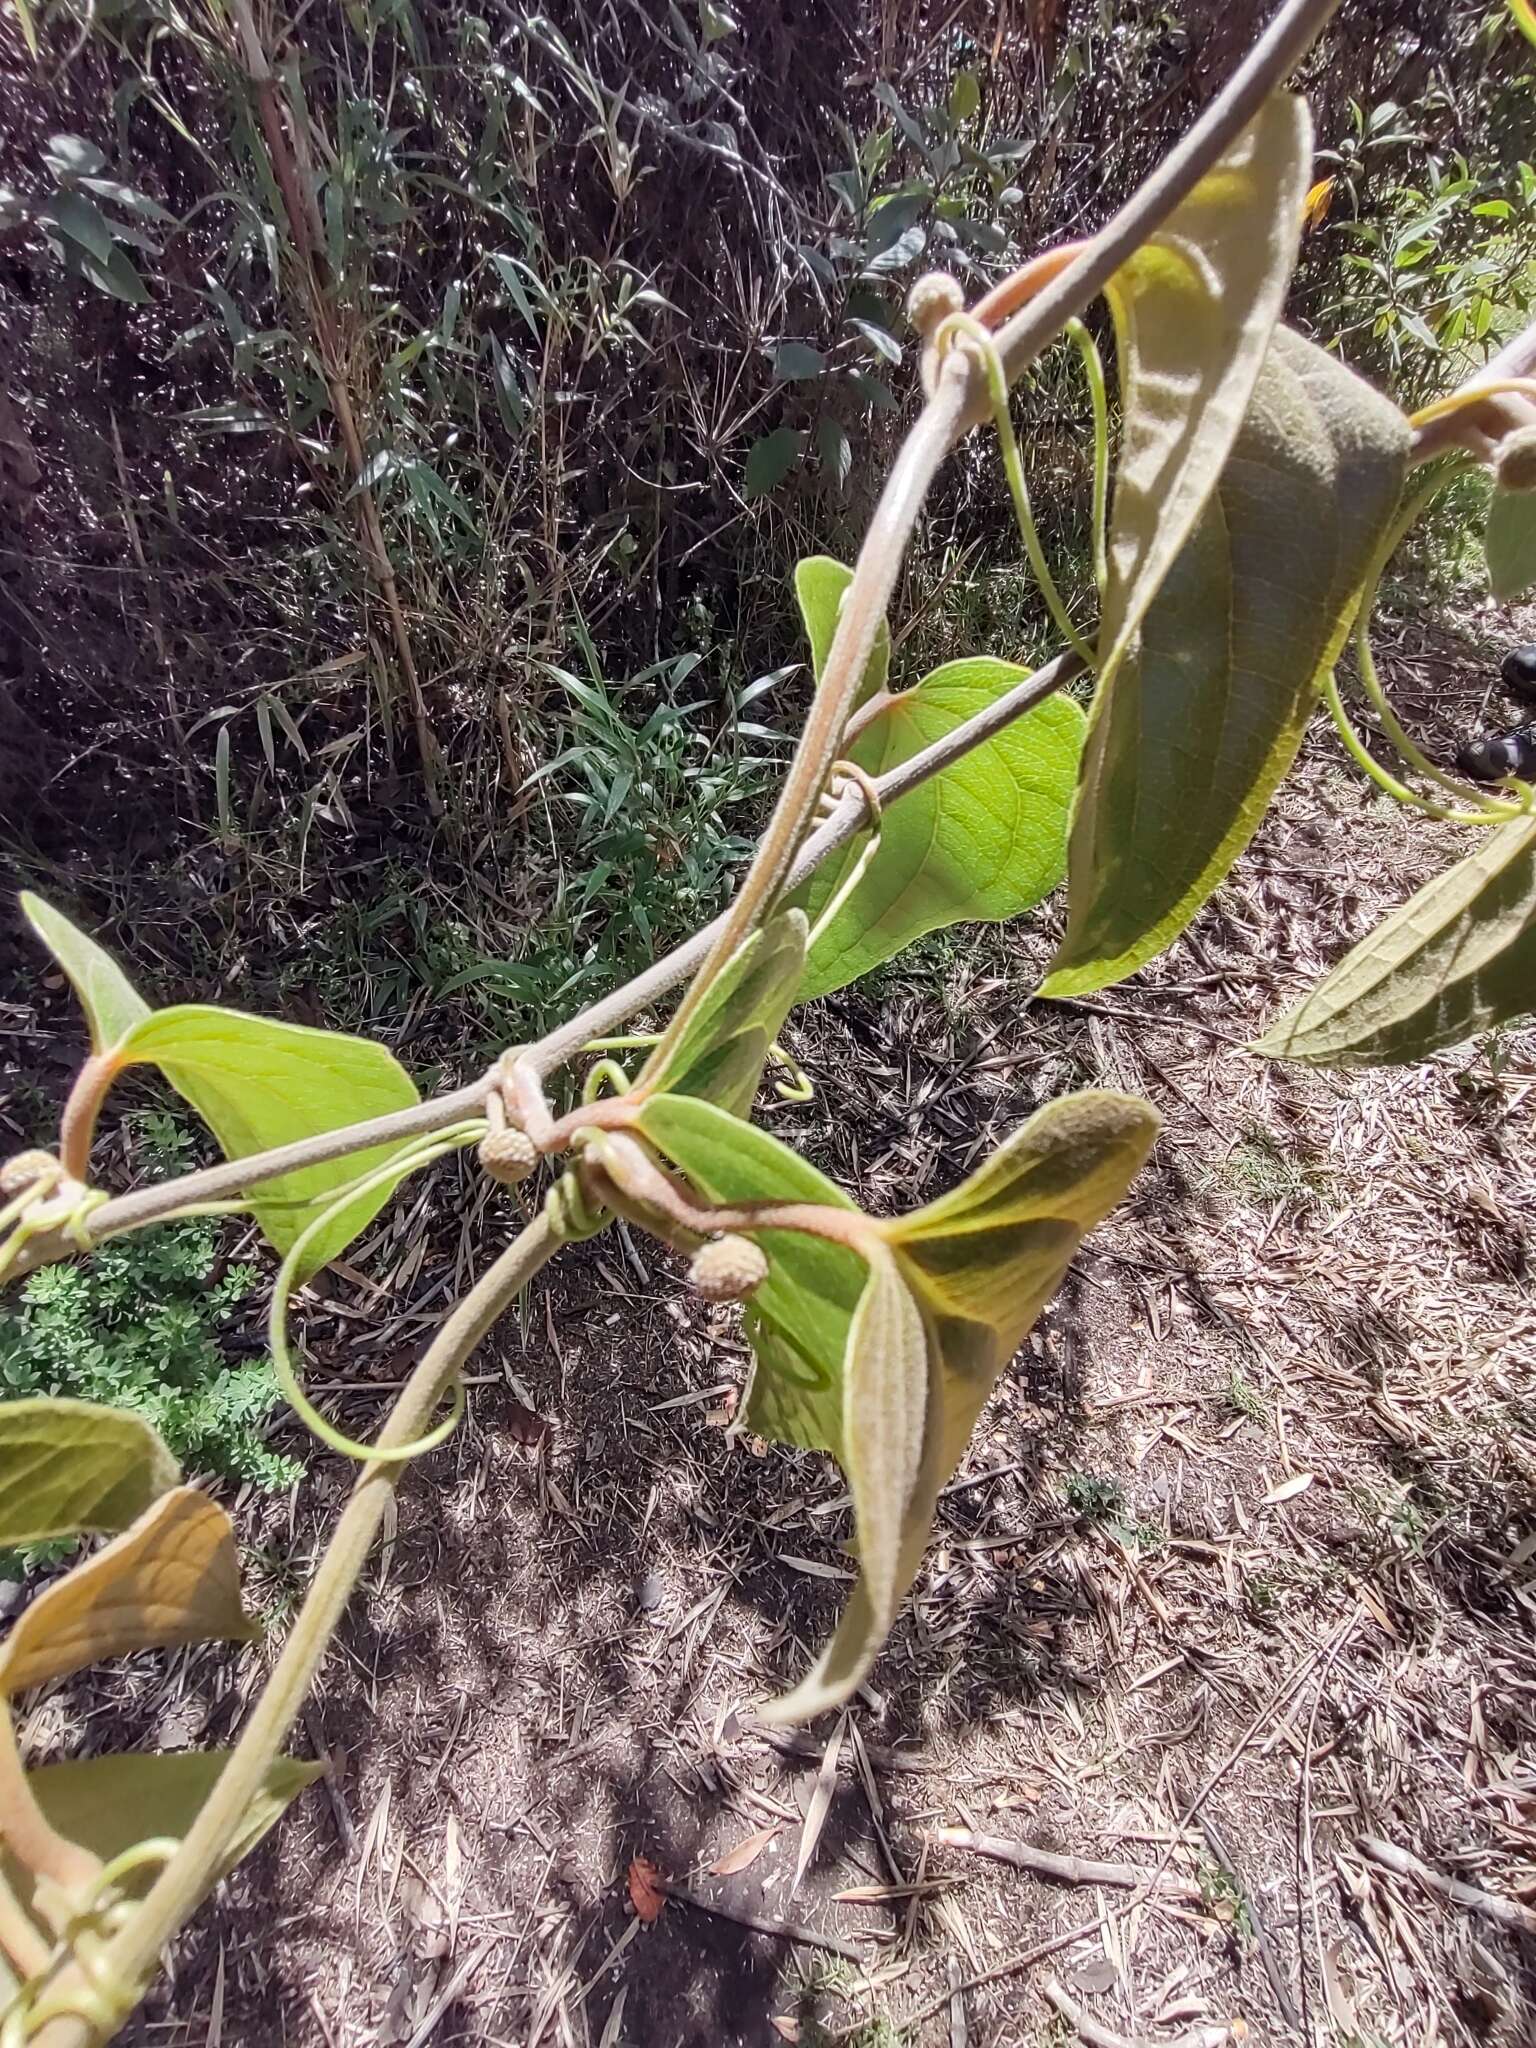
[
  {"x1": 28, "y1": 1214, "x2": 559, "y2": 2048},
  {"x1": 1409, "y1": 316, "x2": 1536, "y2": 463},
  {"x1": 634, "y1": 346, "x2": 977, "y2": 1084},
  {"x1": 5, "y1": 652, "x2": 1081, "y2": 1277}
]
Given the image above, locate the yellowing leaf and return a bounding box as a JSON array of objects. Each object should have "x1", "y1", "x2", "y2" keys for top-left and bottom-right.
[
  {"x1": 799, "y1": 661, "x2": 1084, "y2": 998},
  {"x1": 644, "y1": 911, "x2": 807, "y2": 1116},
  {"x1": 21, "y1": 894, "x2": 150, "y2": 1057},
  {"x1": 118, "y1": 1005, "x2": 420, "y2": 1277},
  {"x1": 0, "y1": 1399, "x2": 179, "y2": 1546},
  {"x1": 1094, "y1": 94, "x2": 1311, "y2": 691},
  {"x1": 1, "y1": 1751, "x2": 321, "y2": 1921},
  {"x1": 794, "y1": 556, "x2": 890, "y2": 711},
  {"x1": 1253, "y1": 812, "x2": 1536, "y2": 1065},
  {"x1": 1045, "y1": 327, "x2": 1409, "y2": 996},
  {"x1": 1302, "y1": 176, "x2": 1335, "y2": 230},
  {"x1": 0, "y1": 1486, "x2": 257, "y2": 1694}
]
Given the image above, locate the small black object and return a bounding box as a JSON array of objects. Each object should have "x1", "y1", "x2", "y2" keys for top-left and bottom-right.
[
  {"x1": 1457, "y1": 724, "x2": 1536, "y2": 783},
  {"x1": 1500, "y1": 646, "x2": 1536, "y2": 706}
]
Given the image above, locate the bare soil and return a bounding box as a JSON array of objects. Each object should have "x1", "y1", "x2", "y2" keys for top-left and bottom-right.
[{"x1": 8, "y1": 608, "x2": 1536, "y2": 2048}]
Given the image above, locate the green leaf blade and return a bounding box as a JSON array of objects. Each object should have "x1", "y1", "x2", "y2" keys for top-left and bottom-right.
[
  {"x1": 800, "y1": 660, "x2": 1085, "y2": 998},
  {"x1": 1486, "y1": 480, "x2": 1536, "y2": 599},
  {"x1": 1096, "y1": 94, "x2": 1312, "y2": 685},
  {"x1": 118, "y1": 1006, "x2": 421, "y2": 1277},
  {"x1": 764, "y1": 1092, "x2": 1158, "y2": 1723},
  {"x1": 793, "y1": 556, "x2": 890, "y2": 710},
  {"x1": 631, "y1": 1093, "x2": 863, "y2": 1460},
  {"x1": 1044, "y1": 329, "x2": 1411, "y2": 996},
  {"x1": 3, "y1": 1752, "x2": 322, "y2": 1921},
  {"x1": 744, "y1": 427, "x2": 805, "y2": 498},
  {"x1": 20, "y1": 895, "x2": 151, "y2": 1057},
  {"x1": 1253, "y1": 812, "x2": 1536, "y2": 1065},
  {"x1": 0, "y1": 1399, "x2": 179, "y2": 1546},
  {"x1": 645, "y1": 911, "x2": 807, "y2": 1117}
]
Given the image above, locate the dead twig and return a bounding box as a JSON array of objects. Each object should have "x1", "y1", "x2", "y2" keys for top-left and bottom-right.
[
  {"x1": 927, "y1": 1827, "x2": 1199, "y2": 1896},
  {"x1": 1043, "y1": 1977, "x2": 1237, "y2": 2048},
  {"x1": 659, "y1": 1880, "x2": 864, "y2": 1963},
  {"x1": 1357, "y1": 1834, "x2": 1536, "y2": 1940}
]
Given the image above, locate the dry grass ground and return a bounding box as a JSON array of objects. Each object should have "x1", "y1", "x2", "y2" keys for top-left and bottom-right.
[{"x1": 7, "y1": 607, "x2": 1536, "y2": 2048}]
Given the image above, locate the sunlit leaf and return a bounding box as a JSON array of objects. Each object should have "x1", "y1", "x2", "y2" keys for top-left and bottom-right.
[
  {"x1": 638, "y1": 1092, "x2": 1158, "y2": 1723},
  {"x1": 1252, "y1": 812, "x2": 1536, "y2": 1065},
  {"x1": 0, "y1": 1399, "x2": 179, "y2": 1546},
  {"x1": 1095, "y1": 93, "x2": 1310, "y2": 690},
  {"x1": 631, "y1": 1093, "x2": 863, "y2": 1460},
  {"x1": 644, "y1": 910, "x2": 807, "y2": 1117},
  {"x1": 21, "y1": 894, "x2": 150, "y2": 1057},
  {"x1": 117, "y1": 1006, "x2": 420, "y2": 1277},
  {"x1": 764, "y1": 1091, "x2": 1159, "y2": 1723},
  {"x1": 1044, "y1": 328, "x2": 1410, "y2": 995},
  {"x1": 0, "y1": 1487, "x2": 257, "y2": 1694},
  {"x1": 837, "y1": 1250, "x2": 927, "y2": 1642},
  {"x1": 2, "y1": 1752, "x2": 322, "y2": 1921},
  {"x1": 793, "y1": 556, "x2": 890, "y2": 711},
  {"x1": 800, "y1": 660, "x2": 1084, "y2": 997}
]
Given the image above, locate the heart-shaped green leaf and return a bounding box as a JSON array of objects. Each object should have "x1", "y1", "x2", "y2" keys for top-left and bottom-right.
[
  {"x1": 0, "y1": 1399, "x2": 179, "y2": 1546},
  {"x1": 19, "y1": 897, "x2": 422, "y2": 1276},
  {"x1": 633, "y1": 1092, "x2": 864, "y2": 1460},
  {"x1": 1044, "y1": 327, "x2": 1410, "y2": 995},
  {"x1": 1253, "y1": 811, "x2": 1536, "y2": 1065},
  {"x1": 0, "y1": 1486, "x2": 257, "y2": 1694},
  {"x1": 794, "y1": 556, "x2": 890, "y2": 712},
  {"x1": 1, "y1": 1751, "x2": 322, "y2": 1922},
  {"x1": 1093, "y1": 94, "x2": 1311, "y2": 691},
  {"x1": 643, "y1": 911, "x2": 808, "y2": 1117},
  {"x1": 799, "y1": 660, "x2": 1084, "y2": 998},
  {"x1": 20, "y1": 894, "x2": 150, "y2": 1058},
  {"x1": 117, "y1": 1006, "x2": 420, "y2": 1278}
]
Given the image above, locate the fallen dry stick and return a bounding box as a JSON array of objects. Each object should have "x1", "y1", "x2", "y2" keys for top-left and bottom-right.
[
  {"x1": 928, "y1": 1827, "x2": 1200, "y2": 1896},
  {"x1": 660, "y1": 1880, "x2": 864, "y2": 1963},
  {"x1": 1358, "y1": 1834, "x2": 1536, "y2": 1940},
  {"x1": 1043, "y1": 1978, "x2": 1237, "y2": 2048}
]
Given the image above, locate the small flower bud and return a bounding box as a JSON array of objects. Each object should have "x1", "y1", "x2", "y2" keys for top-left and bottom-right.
[
  {"x1": 688, "y1": 1234, "x2": 769, "y2": 1303},
  {"x1": 906, "y1": 271, "x2": 965, "y2": 339},
  {"x1": 1496, "y1": 423, "x2": 1536, "y2": 493},
  {"x1": 478, "y1": 1127, "x2": 539, "y2": 1185},
  {"x1": 0, "y1": 1149, "x2": 58, "y2": 1197}
]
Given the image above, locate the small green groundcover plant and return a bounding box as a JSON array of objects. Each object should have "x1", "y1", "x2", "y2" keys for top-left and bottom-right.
[
  {"x1": 0, "y1": 1120, "x2": 295, "y2": 1512},
  {"x1": 4, "y1": 0, "x2": 1536, "y2": 2038}
]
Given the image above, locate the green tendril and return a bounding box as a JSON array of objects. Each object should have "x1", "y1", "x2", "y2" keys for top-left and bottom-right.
[
  {"x1": 1321, "y1": 672, "x2": 1507, "y2": 826},
  {"x1": 268, "y1": 1126, "x2": 485, "y2": 1462},
  {"x1": 1065, "y1": 316, "x2": 1110, "y2": 599},
  {"x1": 767, "y1": 1041, "x2": 815, "y2": 1104},
  {"x1": 581, "y1": 1057, "x2": 634, "y2": 1104},
  {"x1": 936, "y1": 310, "x2": 1099, "y2": 670},
  {"x1": 807, "y1": 764, "x2": 884, "y2": 952}
]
